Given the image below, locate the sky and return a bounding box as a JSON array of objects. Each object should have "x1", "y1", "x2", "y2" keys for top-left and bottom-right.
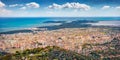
[{"x1": 0, "y1": 0, "x2": 120, "y2": 17}]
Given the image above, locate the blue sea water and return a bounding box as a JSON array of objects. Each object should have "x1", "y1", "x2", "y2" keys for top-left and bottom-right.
[{"x1": 0, "y1": 17, "x2": 120, "y2": 32}]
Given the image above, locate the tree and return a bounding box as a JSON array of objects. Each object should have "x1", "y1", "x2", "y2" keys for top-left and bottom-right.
[{"x1": 90, "y1": 52, "x2": 100, "y2": 60}]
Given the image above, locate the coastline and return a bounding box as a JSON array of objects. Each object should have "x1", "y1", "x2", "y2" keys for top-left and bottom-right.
[{"x1": 0, "y1": 20, "x2": 120, "y2": 34}]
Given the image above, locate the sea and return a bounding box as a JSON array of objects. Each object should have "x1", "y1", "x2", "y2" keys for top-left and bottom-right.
[{"x1": 0, "y1": 17, "x2": 120, "y2": 32}]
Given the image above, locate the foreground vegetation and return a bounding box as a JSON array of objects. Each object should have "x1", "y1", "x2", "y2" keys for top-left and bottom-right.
[
  {"x1": 0, "y1": 45, "x2": 120, "y2": 60},
  {"x1": 0, "y1": 46, "x2": 95, "y2": 60}
]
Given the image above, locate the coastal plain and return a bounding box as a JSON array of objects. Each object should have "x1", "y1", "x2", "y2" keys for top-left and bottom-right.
[{"x1": 0, "y1": 20, "x2": 120, "y2": 60}]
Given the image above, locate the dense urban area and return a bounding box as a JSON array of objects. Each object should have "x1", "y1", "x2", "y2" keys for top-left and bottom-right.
[{"x1": 0, "y1": 27, "x2": 120, "y2": 60}]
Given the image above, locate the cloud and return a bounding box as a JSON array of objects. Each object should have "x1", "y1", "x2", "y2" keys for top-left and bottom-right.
[
  {"x1": 20, "y1": 7, "x2": 27, "y2": 10},
  {"x1": 0, "y1": 1, "x2": 5, "y2": 8},
  {"x1": 9, "y1": 4, "x2": 23, "y2": 7},
  {"x1": 8, "y1": 2, "x2": 40, "y2": 10},
  {"x1": 102, "y1": 6, "x2": 110, "y2": 10},
  {"x1": 116, "y1": 6, "x2": 120, "y2": 10},
  {"x1": 9, "y1": 4, "x2": 18, "y2": 7},
  {"x1": 0, "y1": 8, "x2": 12, "y2": 16},
  {"x1": 48, "y1": 3, "x2": 62, "y2": 9},
  {"x1": 48, "y1": 2, "x2": 91, "y2": 11},
  {"x1": 46, "y1": 11, "x2": 54, "y2": 14},
  {"x1": 19, "y1": 2, "x2": 40, "y2": 10},
  {"x1": 0, "y1": 1, "x2": 12, "y2": 16},
  {"x1": 26, "y1": 2, "x2": 40, "y2": 8}
]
